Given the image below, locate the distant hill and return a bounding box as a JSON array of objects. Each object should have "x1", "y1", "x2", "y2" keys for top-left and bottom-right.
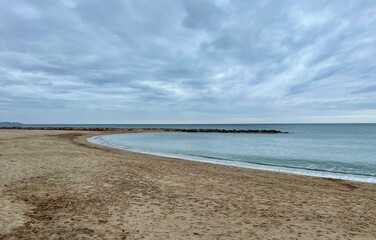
[{"x1": 0, "y1": 122, "x2": 24, "y2": 126}]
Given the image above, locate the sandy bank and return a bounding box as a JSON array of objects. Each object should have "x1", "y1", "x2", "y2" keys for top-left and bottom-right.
[{"x1": 0, "y1": 129, "x2": 375, "y2": 239}]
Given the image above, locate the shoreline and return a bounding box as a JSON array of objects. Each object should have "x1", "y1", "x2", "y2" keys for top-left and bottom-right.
[
  {"x1": 1, "y1": 129, "x2": 376, "y2": 239},
  {"x1": 87, "y1": 134, "x2": 376, "y2": 184}
]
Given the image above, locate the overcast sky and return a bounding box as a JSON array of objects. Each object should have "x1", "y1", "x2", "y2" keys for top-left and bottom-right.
[{"x1": 1, "y1": 0, "x2": 376, "y2": 123}]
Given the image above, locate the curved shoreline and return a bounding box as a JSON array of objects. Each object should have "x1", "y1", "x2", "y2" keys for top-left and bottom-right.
[
  {"x1": 87, "y1": 133, "x2": 376, "y2": 184},
  {"x1": 1, "y1": 129, "x2": 376, "y2": 239}
]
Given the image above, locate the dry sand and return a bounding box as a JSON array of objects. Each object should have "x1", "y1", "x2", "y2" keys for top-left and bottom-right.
[{"x1": 0, "y1": 129, "x2": 375, "y2": 239}]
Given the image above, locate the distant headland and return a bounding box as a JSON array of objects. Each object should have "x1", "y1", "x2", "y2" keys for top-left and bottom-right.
[{"x1": 0, "y1": 122, "x2": 23, "y2": 127}]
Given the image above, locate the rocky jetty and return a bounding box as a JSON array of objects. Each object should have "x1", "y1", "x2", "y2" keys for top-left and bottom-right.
[{"x1": 0, "y1": 126, "x2": 288, "y2": 133}]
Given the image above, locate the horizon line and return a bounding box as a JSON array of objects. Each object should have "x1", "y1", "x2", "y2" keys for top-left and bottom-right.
[{"x1": 3, "y1": 122, "x2": 376, "y2": 125}]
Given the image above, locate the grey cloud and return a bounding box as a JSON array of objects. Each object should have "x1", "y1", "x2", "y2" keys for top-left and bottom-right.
[
  {"x1": 182, "y1": 0, "x2": 224, "y2": 30},
  {"x1": 0, "y1": 0, "x2": 376, "y2": 123},
  {"x1": 352, "y1": 85, "x2": 376, "y2": 94}
]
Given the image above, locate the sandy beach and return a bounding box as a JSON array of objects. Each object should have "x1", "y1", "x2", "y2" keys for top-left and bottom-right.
[{"x1": 1, "y1": 129, "x2": 376, "y2": 239}]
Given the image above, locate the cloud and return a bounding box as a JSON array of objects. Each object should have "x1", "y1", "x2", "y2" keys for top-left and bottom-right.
[
  {"x1": 182, "y1": 0, "x2": 224, "y2": 30},
  {"x1": 0, "y1": 0, "x2": 375, "y2": 123}
]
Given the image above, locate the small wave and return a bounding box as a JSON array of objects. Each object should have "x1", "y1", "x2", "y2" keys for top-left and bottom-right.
[{"x1": 88, "y1": 135, "x2": 376, "y2": 183}]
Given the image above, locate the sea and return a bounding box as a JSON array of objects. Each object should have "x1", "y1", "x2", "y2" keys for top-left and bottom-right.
[{"x1": 24, "y1": 124, "x2": 376, "y2": 183}]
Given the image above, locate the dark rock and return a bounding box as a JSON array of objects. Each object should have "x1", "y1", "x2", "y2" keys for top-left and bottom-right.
[{"x1": 0, "y1": 126, "x2": 288, "y2": 134}]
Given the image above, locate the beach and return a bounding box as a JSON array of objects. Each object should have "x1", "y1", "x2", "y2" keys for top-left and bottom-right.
[{"x1": 1, "y1": 129, "x2": 376, "y2": 239}]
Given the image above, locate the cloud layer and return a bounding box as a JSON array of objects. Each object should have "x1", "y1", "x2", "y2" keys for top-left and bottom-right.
[{"x1": 1, "y1": 0, "x2": 376, "y2": 123}]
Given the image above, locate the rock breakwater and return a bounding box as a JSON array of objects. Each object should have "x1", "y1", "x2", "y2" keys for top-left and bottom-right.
[{"x1": 0, "y1": 127, "x2": 288, "y2": 133}]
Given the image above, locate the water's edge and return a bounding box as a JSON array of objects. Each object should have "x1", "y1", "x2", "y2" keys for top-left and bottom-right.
[{"x1": 87, "y1": 134, "x2": 376, "y2": 184}]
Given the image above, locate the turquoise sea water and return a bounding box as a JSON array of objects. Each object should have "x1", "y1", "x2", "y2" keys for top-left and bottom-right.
[{"x1": 85, "y1": 124, "x2": 376, "y2": 183}]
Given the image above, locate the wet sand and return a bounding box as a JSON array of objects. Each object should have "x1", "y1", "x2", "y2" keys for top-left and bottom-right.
[{"x1": 1, "y1": 129, "x2": 375, "y2": 239}]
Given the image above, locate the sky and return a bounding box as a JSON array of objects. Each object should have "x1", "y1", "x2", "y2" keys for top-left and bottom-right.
[{"x1": 1, "y1": 0, "x2": 376, "y2": 124}]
